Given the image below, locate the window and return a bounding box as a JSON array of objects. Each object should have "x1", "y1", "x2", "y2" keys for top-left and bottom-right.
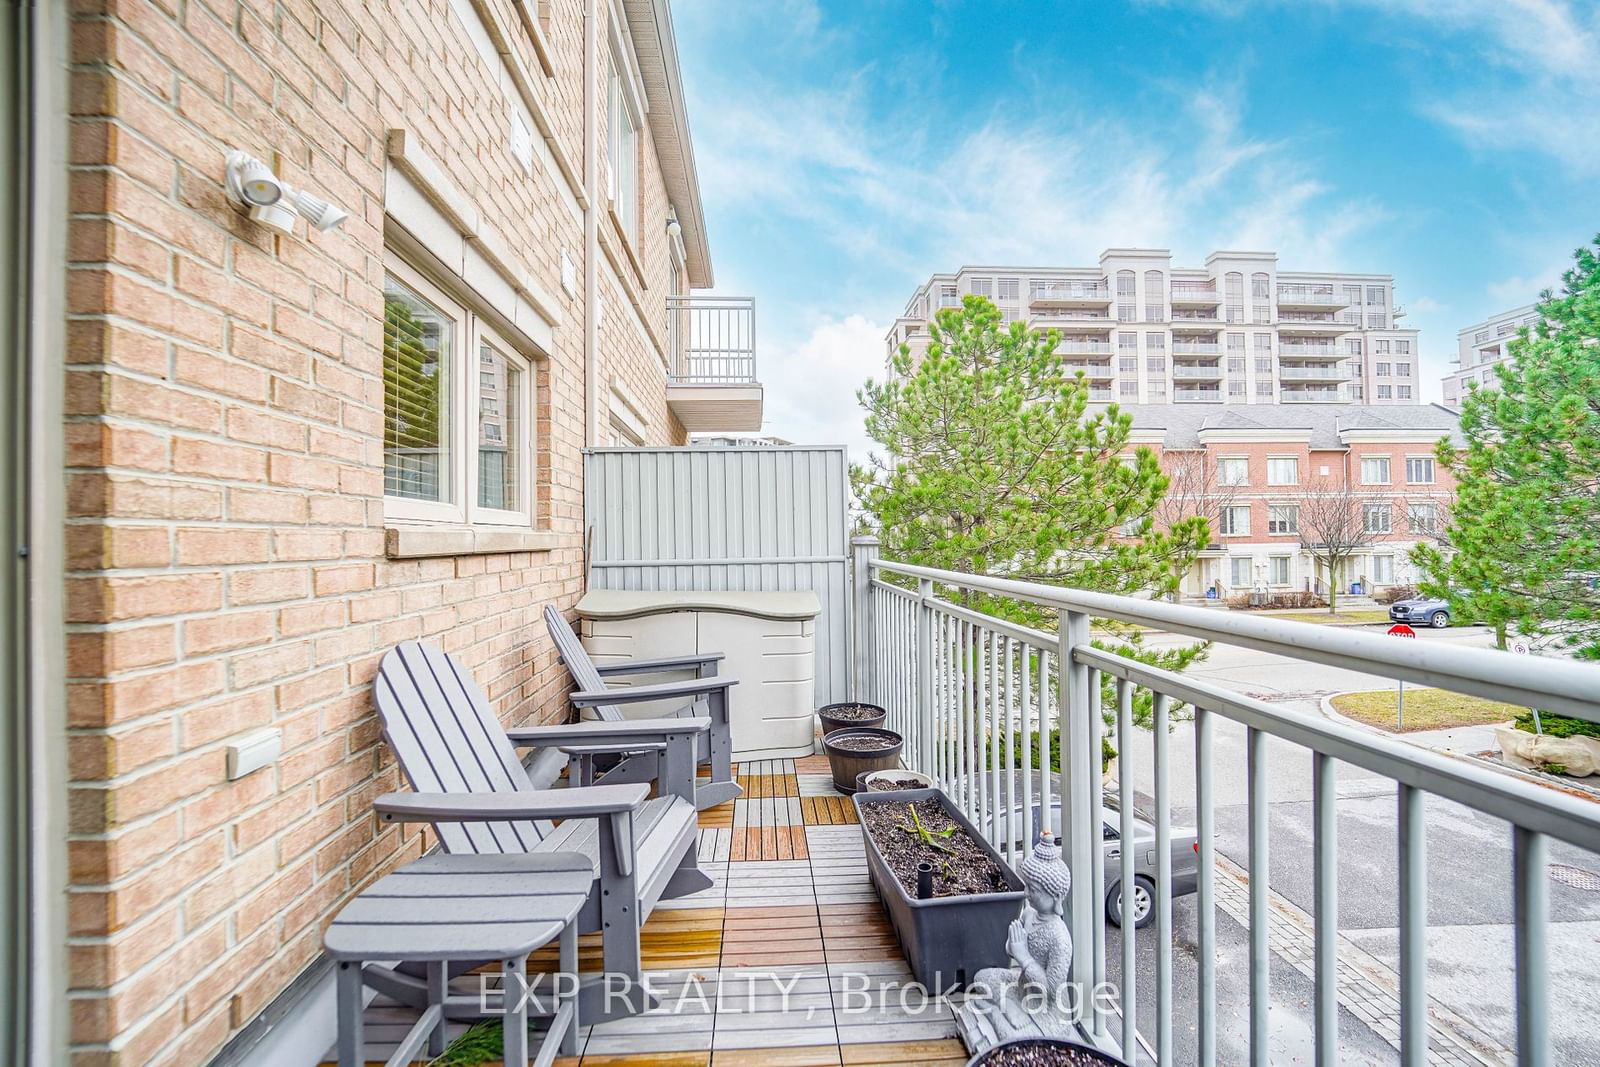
[
  {"x1": 1269, "y1": 556, "x2": 1291, "y2": 585},
  {"x1": 1251, "y1": 273, "x2": 1270, "y2": 299},
  {"x1": 1146, "y1": 332, "x2": 1166, "y2": 350},
  {"x1": 1408, "y1": 501, "x2": 1438, "y2": 534},
  {"x1": 1229, "y1": 556, "x2": 1253, "y2": 587},
  {"x1": 1376, "y1": 362, "x2": 1391, "y2": 376},
  {"x1": 1255, "y1": 380, "x2": 1272, "y2": 396},
  {"x1": 1372, "y1": 554, "x2": 1395, "y2": 583},
  {"x1": 606, "y1": 55, "x2": 639, "y2": 243},
  {"x1": 1118, "y1": 332, "x2": 1138, "y2": 350},
  {"x1": 1395, "y1": 340, "x2": 1411, "y2": 354},
  {"x1": 1217, "y1": 457, "x2": 1248, "y2": 486},
  {"x1": 1228, "y1": 380, "x2": 1246, "y2": 397},
  {"x1": 1145, "y1": 303, "x2": 1164, "y2": 322},
  {"x1": 1367, "y1": 313, "x2": 1386, "y2": 328},
  {"x1": 1119, "y1": 380, "x2": 1138, "y2": 397},
  {"x1": 1225, "y1": 272, "x2": 1243, "y2": 298},
  {"x1": 1268, "y1": 505, "x2": 1298, "y2": 535},
  {"x1": 1377, "y1": 385, "x2": 1392, "y2": 399},
  {"x1": 1346, "y1": 338, "x2": 1363, "y2": 355},
  {"x1": 384, "y1": 261, "x2": 535, "y2": 526},
  {"x1": 1227, "y1": 332, "x2": 1244, "y2": 351},
  {"x1": 1117, "y1": 304, "x2": 1136, "y2": 322},
  {"x1": 1361, "y1": 456, "x2": 1391, "y2": 484},
  {"x1": 1226, "y1": 303, "x2": 1244, "y2": 323},
  {"x1": 1119, "y1": 356, "x2": 1137, "y2": 373},
  {"x1": 1145, "y1": 356, "x2": 1166, "y2": 372},
  {"x1": 1220, "y1": 505, "x2": 1251, "y2": 535},
  {"x1": 1252, "y1": 305, "x2": 1271, "y2": 324},
  {"x1": 1366, "y1": 286, "x2": 1385, "y2": 304},
  {"x1": 1254, "y1": 333, "x2": 1271, "y2": 350},
  {"x1": 1363, "y1": 503, "x2": 1392, "y2": 533},
  {"x1": 1396, "y1": 362, "x2": 1411, "y2": 376},
  {"x1": 1344, "y1": 285, "x2": 1363, "y2": 305},
  {"x1": 998, "y1": 277, "x2": 1019, "y2": 301},
  {"x1": 1267, "y1": 457, "x2": 1298, "y2": 485},
  {"x1": 970, "y1": 277, "x2": 993, "y2": 298},
  {"x1": 1375, "y1": 340, "x2": 1391, "y2": 353},
  {"x1": 1227, "y1": 356, "x2": 1246, "y2": 373},
  {"x1": 1149, "y1": 381, "x2": 1167, "y2": 401},
  {"x1": 939, "y1": 284, "x2": 959, "y2": 307},
  {"x1": 1254, "y1": 356, "x2": 1272, "y2": 374},
  {"x1": 1397, "y1": 385, "x2": 1412, "y2": 399},
  {"x1": 1351, "y1": 384, "x2": 1363, "y2": 400}
]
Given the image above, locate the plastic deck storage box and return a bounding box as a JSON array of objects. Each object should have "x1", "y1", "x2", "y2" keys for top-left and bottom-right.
[{"x1": 574, "y1": 589, "x2": 821, "y2": 761}]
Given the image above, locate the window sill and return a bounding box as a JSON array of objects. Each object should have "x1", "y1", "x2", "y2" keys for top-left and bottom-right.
[{"x1": 385, "y1": 525, "x2": 579, "y2": 559}]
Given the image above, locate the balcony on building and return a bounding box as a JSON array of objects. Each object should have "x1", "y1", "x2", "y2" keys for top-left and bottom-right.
[
  {"x1": 1031, "y1": 308, "x2": 1117, "y2": 332},
  {"x1": 1171, "y1": 308, "x2": 1222, "y2": 324},
  {"x1": 1278, "y1": 363, "x2": 1354, "y2": 382},
  {"x1": 1280, "y1": 385, "x2": 1349, "y2": 401},
  {"x1": 1173, "y1": 385, "x2": 1224, "y2": 402},
  {"x1": 1276, "y1": 285, "x2": 1348, "y2": 311},
  {"x1": 1029, "y1": 280, "x2": 1112, "y2": 307},
  {"x1": 1277, "y1": 311, "x2": 1349, "y2": 336},
  {"x1": 1056, "y1": 336, "x2": 1113, "y2": 356},
  {"x1": 1172, "y1": 341, "x2": 1221, "y2": 356},
  {"x1": 666, "y1": 295, "x2": 764, "y2": 431},
  {"x1": 1278, "y1": 341, "x2": 1343, "y2": 359},
  {"x1": 1172, "y1": 363, "x2": 1225, "y2": 382},
  {"x1": 1063, "y1": 361, "x2": 1114, "y2": 380},
  {"x1": 1169, "y1": 283, "x2": 1222, "y2": 306}
]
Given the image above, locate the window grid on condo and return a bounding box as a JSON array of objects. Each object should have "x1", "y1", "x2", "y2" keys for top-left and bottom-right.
[{"x1": 891, "y1": 249, "x2": 1421, "y2": 404}]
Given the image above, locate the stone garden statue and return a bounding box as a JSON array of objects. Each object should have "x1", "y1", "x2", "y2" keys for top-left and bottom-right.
[{"x1": 964, "y1": 831, "x2": 1077, "y2": 1047}]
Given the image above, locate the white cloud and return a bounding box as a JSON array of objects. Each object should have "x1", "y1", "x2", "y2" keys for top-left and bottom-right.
[{"x1": 755, "y1": 315, "x2": 886, "y2": 462}]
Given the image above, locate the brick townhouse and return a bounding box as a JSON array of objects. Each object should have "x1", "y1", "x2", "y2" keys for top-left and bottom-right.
[
  {"x1": 1, "y1": 0, "x2": 760, "y2": 1063},
  {"x1": 1107, "y1": 404, "x2": 1461, "y2": 601}
]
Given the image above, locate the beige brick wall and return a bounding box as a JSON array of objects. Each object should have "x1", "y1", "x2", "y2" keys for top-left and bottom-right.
[{"x1": 64, "y1": 0, "x2": 691, "y2": 1062}]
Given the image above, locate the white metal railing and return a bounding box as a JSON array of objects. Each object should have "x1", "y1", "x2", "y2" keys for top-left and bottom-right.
[
  {"x1": 1280, "y1": 387, "x2": 1347, "y2": 402},
  {"x1": 1172, "y1": 387, "x2": 1222, "y2": 401},
  {"x1": 1172, "y1": 310, "x2": 1221, "y2": 322},
  {"x1": 851, "y1": 545, "x2": 1600, "y2": 1066},
  {"x1": 1277, "y1": 288, "x2": 1344, "y2": 306},
  {"x1": 1279, "y1": 312, "x2": 1342, "y2": 325},
  {"x1": 1172, "y1": 342, "x2": 1220, "y2": 355},
  {"x1": 1033, "y1": 281, "x2": 1111, "y2": 301},
  {"x1": 666, "y1": 295, "x2": 757, "y2": 384},
  {"x1": 1169, "y1": 286, "x2": 1219, "y2": 301},
  {"x1": 1279, "y1": 343, "x2": 1340, "y2": 356},
  {"x1": 1279, "y1": 364, "x2": 1353, "y2": 380},
  {"x1": 1057, "y1": 339, "x2": 1113, "y2": 354},
  {"x1": 1172, "y1": 365, "x2": 1223, "y2": 381}
]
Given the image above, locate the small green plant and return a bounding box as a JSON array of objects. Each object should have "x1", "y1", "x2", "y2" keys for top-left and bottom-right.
[
  {"x1": 897, "y1": 805, "x2": 958, "y2": 855},
  {"x1": 429, "y1": 1020, "x2": 507, "y2": 1066},
  {"x1": 1542, "y1": 762, "x2": 1568, "y2": 776},
  {"x1": 1513, "y1": 711, "x2": 1600, "y2": 740}
]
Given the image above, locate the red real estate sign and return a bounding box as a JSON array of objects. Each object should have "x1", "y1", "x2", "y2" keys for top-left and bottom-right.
[{"x1": 1387, "y1": 623, "x2": 1417, "y2": 638}]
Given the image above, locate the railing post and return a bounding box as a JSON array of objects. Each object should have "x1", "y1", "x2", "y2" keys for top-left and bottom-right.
[
  {"x1": 916, "y1": 576, "x2": 934, "y2": 777},
  {"x1": 851, "y1": 536, "x2": 879, "y2": 703},
  {"x1": 1059, "y1": 608, "x2": 1095, "y2": 1008}
]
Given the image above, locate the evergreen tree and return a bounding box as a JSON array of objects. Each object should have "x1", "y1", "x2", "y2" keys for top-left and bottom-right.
[
  {"x1": 1412, "y1": 237, "x2": 1600, "y2": 659},
  {"x1": 854, "y1": 295, "x2": 1212, "y2": 736}
]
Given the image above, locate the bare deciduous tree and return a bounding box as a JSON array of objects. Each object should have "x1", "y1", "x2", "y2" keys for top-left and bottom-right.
[
  {"x1": 1153, "y1": 450, "x2": 1243, "y2": 599},
  {"x1": 1295, "y1": 477, "x2": 1385, "y2": 614}
]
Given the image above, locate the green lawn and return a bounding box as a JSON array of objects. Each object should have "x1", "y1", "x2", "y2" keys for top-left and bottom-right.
[
  {"x1": 1330, "y1": 688, "x2": 1523, "y2": 732},
  {"x1": 1270, "y1": 610, "x2": 1393, "y2": 625}
]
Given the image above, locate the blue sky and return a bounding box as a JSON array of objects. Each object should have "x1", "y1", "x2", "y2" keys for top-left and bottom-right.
[{"x1": 673, "y1": 0, "x2": 1599, "y2": 455}]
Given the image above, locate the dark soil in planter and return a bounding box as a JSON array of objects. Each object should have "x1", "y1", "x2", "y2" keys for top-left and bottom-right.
[
  {"x1": 977, "y1": 1043, "x2": 1124, "y2": 1066},
  {"x1": 828, "y1": 734, "x2": 899, "y2": 752},
  {"x1": 867, "y1": 775, "x2": 929, "y2": 791},
  {"x1": 860, "y1": 798, "x2": 1008, "y2": 898},
  {"x1": 820, "y1": 703, "x2": 883, "y2": 722}
]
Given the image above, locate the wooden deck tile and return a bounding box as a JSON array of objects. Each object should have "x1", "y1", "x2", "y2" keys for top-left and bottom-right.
[
  {"x1": 698, "y1": 800, "x2": 737, "y2": 828},
  {"x1": 799, "y1": 795, "x2": 857, "y2": 825},
  {"x1": 729, "y1": 824, "x2": 809, "y2": 862},
  {"x1": 711, "y1": 1046, "x2": 842, "y2": 1066},
  {"x1": 794, "y1": 753, "x2": 831, "y2": 773},
  {"x1": 838, "y1": 1038, "x2": 968, "y2": 1064},
  {"x1": 737, "y1": 772, "x2": 800, "y2": 798}
]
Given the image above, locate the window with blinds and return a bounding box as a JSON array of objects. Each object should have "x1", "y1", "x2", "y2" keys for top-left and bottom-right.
[{"x1": 384, "y1": 276, "x2": 453, "y2": 503}]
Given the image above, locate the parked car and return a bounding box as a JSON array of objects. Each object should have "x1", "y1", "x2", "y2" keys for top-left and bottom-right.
[
  {"x1": 1013, "y1": 786, "x2": 1199, "y2": 929},
  {"x1": 1388, "y1": 595, "x2": 1452, "y2": 628}
]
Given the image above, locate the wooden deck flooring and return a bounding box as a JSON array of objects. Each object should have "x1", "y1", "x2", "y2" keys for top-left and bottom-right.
[{"x1": 328, "y1": 757, "x2": 968, "y2": 1066}]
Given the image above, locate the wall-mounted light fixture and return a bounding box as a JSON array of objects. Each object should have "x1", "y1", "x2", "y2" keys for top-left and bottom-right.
[{"x1": 224, "y1": 150, "x2": 349, "y2": 237}]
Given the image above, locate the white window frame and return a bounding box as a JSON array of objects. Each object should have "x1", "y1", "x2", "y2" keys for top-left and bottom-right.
[
  {"x1": 1220, "y1": 504, "x2": 1251, "y2": 536},
  {"x1": 1360, "y1": 455, "x2": 1391, "y2": 485},
  {"x1": 1405, "y1": 456, "x2": 1435, "y2": 484},
  {"x1": 1267, "y1": 504, "x2": 1298, "y2": 535},
  {"x1": 384, "y1": 255, "x2": 537, "y2": 529},
  {"x1": 1363, "y1": 503, "x2": 1392, "y2": 534},
  {"x1": 1268, "y1": 555, "x2": 1291, "y2": 586},
  {"x1": 1217, "y1": 456, "x2": 1249, "y2": 487},
  {"x1": 1372, "y1": 554, "x2": 1395, "y2": 584},
  {"x1": 1228, "y1": 556, "x2": 1253, "y2": 587},
  {"x1": 606, "y1": 45, "x2": 641, "y2": 247},
  {"x1": 1266, "y1": 456, "x2": 1298, "y2": 486},
  {"x1": 1408, "y1": 501, "x2": 1437, "y2": 535}
]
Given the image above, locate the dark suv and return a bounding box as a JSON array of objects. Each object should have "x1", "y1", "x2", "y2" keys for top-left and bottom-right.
[{"x1": 1388, "y1": 595, "x2": 1452, "y2": 628}]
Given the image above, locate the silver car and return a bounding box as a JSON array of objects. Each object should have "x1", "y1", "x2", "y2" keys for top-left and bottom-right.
[
  {"x1": 1388, "y1": 595, "x2": 1452, "y2": 628},
  {"x1": 1007, "y1": 781, "x2": 1200, "y2": 930}
]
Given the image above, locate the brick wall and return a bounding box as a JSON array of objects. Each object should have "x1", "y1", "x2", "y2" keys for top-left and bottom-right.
[{"x1": 64, "y1": 0, "x2": 689, "y2": 1062}]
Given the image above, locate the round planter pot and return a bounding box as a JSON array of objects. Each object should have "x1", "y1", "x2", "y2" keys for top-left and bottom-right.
[
  {"x1": 818, "y1": 701, "x2": 888, "y2": 736},
  {"x1": 966, "y1": 1037, "x2": 1130, "y2": 1067},
  {"x1": 822, "y1": 727, "x2": 903, "y2": 794},
  {"x1": 857, "y1": 769, "x2": 935, "y2": 793}
]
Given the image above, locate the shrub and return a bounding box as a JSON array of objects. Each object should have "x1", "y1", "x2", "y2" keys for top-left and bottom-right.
[
  {"x1": 1513, "y1": 711, "x2": 1600, "y2": 740},
  {"x1": 1374, "y1": 584, "x2": 1418, "y2": 605},
  {"x1": 981, "y1": 729, "x2": 1117, "y2": 773}
]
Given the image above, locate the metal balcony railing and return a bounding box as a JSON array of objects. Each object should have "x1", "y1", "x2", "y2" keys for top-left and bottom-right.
[
  {"x1": 1280, "y1": 387, "x2": 1347, "y2": 402},
  {"x1": 1032, "y1": 281, "x2": 1111, "y2": 301},
  {"x1": 1279, "y1": 364, "x2": 1353, "y2": 380},
  {"x1": 1057, "y1": 339, "x2": 1113, "y2": 355},
  {"x1": 666, "y1": 295, "x2": 758, "y2": 384},
  {"x1": 1172, "y1": 387, "x2": 1223, "y2": 401},
  {"x1": 1172, "y1": 342, "x2": 1221, "y2": 355},
  {"x1": 850, "y1": 546, "x2": 1600, "y2": 1066},
  {"x1": 1172, "y1": 365, "x2": 1224, "y2": 381},
  {"x1": 1277, "y1": 288, "x2": 1344, "y2": 306},
  {"x1": 1279, "y1": 343, "x2": 1340, "y2": 356}
]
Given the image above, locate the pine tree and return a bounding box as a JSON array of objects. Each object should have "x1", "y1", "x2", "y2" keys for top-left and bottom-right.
[
  {"x1": 854, "y1": 295, "x2": 1212, "y2": 738},
  {"x1": 1412, "y1": 237, "x2": 1600, "y2": 659}
]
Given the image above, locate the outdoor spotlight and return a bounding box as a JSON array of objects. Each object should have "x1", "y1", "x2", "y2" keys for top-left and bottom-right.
[
  {"x1": 665, "y1": 217, "x2": 682, "y2": 240},
  {"x1": 224, "y1": 150, "x2": 350, "y2": 237}
]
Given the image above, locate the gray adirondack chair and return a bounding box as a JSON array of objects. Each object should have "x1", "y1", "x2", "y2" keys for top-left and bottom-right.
[
  {"x1": 544, "y1": 605, "x2": 742, "y2": 810},
  {"x1": 368, "y1": 641, "x2": 713, "y2": 1023}
]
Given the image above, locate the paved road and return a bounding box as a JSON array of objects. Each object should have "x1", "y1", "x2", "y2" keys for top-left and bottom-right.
[{"x1": 1106, "y1": 625, "x2": 1600, "y2": 1064}]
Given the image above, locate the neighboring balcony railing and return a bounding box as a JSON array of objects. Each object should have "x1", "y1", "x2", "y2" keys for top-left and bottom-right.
[
  {"x1": 1172, "y1": 364, "x2": 1224, "y2": 381},
  {"x1": 850, "y1": 546, "x2": 1600, "y2": 1067},
  {"x1": 1279, "y1": 343, "x2": 1340, "y2": 356},
  {"x1": 1169, "y1": 286, "x2": 1220, "y2": 302},
  {"x1": 1172, "y1": 310, "x2": 1221, "y2": 322},
  {"x1": 1280, "y1": 387, "x2": 1347, "y2": 401},
  {"x1": 1057, "y1": 339, "x2": 1113, "y2": 354},
  {"x1": 1277, "y1": 288, "x2": 1344, "y2": 306},
  {"x1": 667, "y1": 295, "x2": 758, "y2": 383},
  {"x1": 1173, "y1": 386, "x2": 1223, "y2": 401},
  {"x1": 1279, "y1": 364, "x2": 1354, "y2": 380},
  {"x1": 1172, "y1": 342, "x2": 1221, "y2": 355},
  {"x1": 1032, "y1": 281, "x2": 1111, "y2": 302}
]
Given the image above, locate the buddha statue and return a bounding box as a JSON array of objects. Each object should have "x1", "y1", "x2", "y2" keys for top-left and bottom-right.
[{"x1": 968, "y1": 832, "x2": 1077, "y2": 1043}]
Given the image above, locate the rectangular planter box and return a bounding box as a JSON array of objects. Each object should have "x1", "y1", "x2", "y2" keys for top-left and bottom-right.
[{"x1": 851, "y1": 787, "x2": 1025, "y2": 993}]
